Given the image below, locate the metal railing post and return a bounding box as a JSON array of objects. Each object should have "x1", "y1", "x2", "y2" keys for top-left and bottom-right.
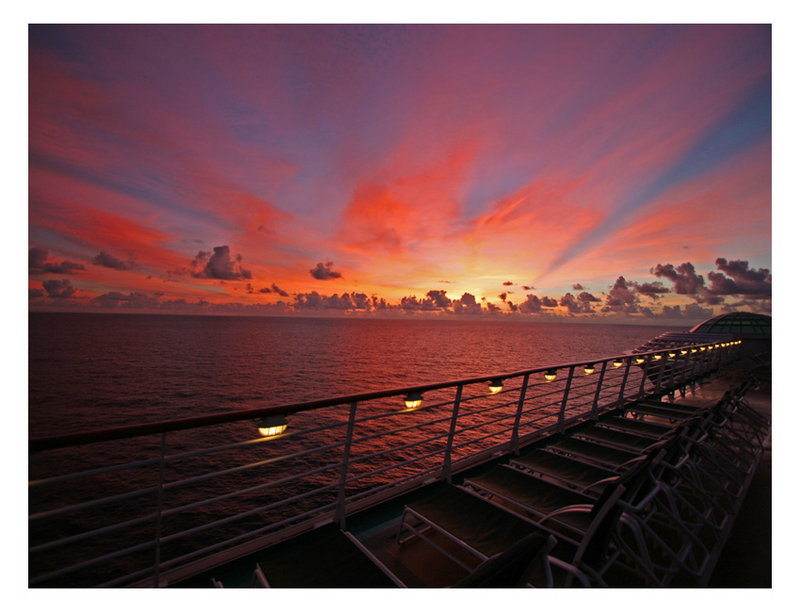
[
  {"x1": 637, "y1": 356, "x2": 651, "y2": 400},
  {"x1": 590, "y1": 361, "x2": 608, "y2": 419},
  {"x1": 511, "y1": 374, "x2": 530, "y2": 455},
  {"x1": 654, "y1": 355, "x2": 667, "y2": 398},
  {"x1": 336, "y1": 401, "x2": 358, "y2": 529},
  {"x1": 557, "y1": 366, "x2": 574, "y2": 435},
  {"x1": 615, "y1": 357, "x2": 633, "y2": 410},
  {"x1": 152, "y1": 432, "x2": 166, "y2": 587},
  {"x1": 441, "y1": 384, "x2": 464, "y2": 482}
]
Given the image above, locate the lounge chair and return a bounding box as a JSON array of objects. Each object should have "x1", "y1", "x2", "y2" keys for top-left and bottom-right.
[{"x1": 252, "y1": 525, "x2": 403, "y2": 587}]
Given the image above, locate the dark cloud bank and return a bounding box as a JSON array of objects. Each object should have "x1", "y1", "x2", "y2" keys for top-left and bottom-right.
[{"x1": 30, "y1": 255, "x2": 771, "y2": 321}]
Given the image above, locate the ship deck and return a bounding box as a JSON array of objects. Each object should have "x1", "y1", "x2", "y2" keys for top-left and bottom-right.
[{"x1": 174, "y1": 358, "x2": 771, "y2": 588}]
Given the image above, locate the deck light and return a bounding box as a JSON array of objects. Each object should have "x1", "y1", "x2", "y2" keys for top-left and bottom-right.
[
  {"x1": 634, "y1": 356, "x2": 646, "y2": 365},
  {"x1": 404, "y1": 392, "x2": 423, "y2": 409},
  {"x1": 699, "y1": 346, "x2": 706, "y2": 351},
  {"x1": 680, "y1": 349, "x2": 688, "y2": 355},
  {"x1": 612, "y1": 359, "x2": 623, "y2": 369},
  {"x1": 488, "y1": 379, "x2": 504, "y2": 395},
  {"x1": 257, "y1": 415, "x2": 288, "y2": 438},
  {"x1": 583, "y1": 364, "x2": 595, "y2": 375},
  {"x1": 544, "y1": 369, "x2": 557, "y2": 382},
  {"x1": 691, "y1": 348, "x2": 698, "y2": 354},
  {"x1": 652, "y1": 354, "x2": 662, "y2": 361},
  {"x1": 668, "y1": 352, "x2": 676, "y2": 359},
  {"x1": 714, "y1": 344, "x2": 720, "y2": 349}
]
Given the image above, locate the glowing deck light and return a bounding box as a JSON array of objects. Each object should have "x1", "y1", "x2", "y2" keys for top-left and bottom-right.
[
  {"x1": 544, "y1": 369, "x2": 557, "y2": 382},
  {"x1": 634, "y1": 356, "x2": 646, "y2": 365},
  {"x1": 691, "y1": 348, "x2": 698, "y2": 354},
  {"x1": 699, "y1": 346, "x2": 706, "y2": 351},
  {"x1": 612, "y1": 359, "x2": 624, "y2": 369},
  {"x1": 583, "y1": 364, "x2": 595, "y2": 375},
  {"x1": 404, "y1": 391, "x2": 423, "y2": 409},
  {"x1": 680, "y1": 349, "x2": 688, "y2": 355},
  {"x1": 652, "y1": 354, "x2": 662, "y2": 361},
  {"x1": 668, "y1": 352, "x2": 676, "y2": 359},
  {"x1": 488, "y1": 379, "x2": 504, "y2": 395},
  {"x1": 257, "y1": 415, "x2": 288, "y2": 438}
]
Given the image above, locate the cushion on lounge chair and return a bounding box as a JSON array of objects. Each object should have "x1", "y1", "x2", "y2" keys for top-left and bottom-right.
[
  {"x1": 405, "y1": 485, "x2": 538, "y2": 558},
  {"x1": 254, "y1": 525, "x2": 399, "y2": 587},
  {"x1": 512, "y1": 449, "x2": 618, "y2": 493},
  {"x1": 548, "y1": 437, "x2": 642, "y2": 469}
]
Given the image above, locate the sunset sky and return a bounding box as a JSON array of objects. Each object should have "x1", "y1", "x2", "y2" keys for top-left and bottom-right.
[{"x1": 28, "y1": 23, "x2": 772, "y2": 322}]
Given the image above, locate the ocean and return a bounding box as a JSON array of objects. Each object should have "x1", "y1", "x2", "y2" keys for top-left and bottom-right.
[{"x1": 29, "y1": 312, "x2": 680, "y2": 438}]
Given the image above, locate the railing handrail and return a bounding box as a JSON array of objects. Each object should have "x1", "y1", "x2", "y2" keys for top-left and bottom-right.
[{"x1": 28, "y1": 342, "x2": 724, "y2": 453}]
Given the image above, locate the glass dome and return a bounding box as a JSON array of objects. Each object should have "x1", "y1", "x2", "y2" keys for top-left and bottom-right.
[{"x1": 689, "y1": 312, "x2": 771, "y2": 338}]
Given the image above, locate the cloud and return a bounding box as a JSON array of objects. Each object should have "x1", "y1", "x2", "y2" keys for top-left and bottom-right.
[
  {"x1": 707, "y1": 257, "x2": 771, "y2": 298},
  {"x1": 399, "y1": 290, "x2": 452, "y2": 312},
  {"x1": 92, "y1": 291, "x2": 160, "y2": 309},
  {"x1": 559, "y1": 292, "x2": 595, "y2": 314},
  {"x1": 271, "y1": 283, "x2": 289, "y2": 297},
  {"x1": 426, "y1": 290, "x2": 452, "y2": 309},
  {"x1": 651, "y1": 262, "x2": 705, "y2": 294},
  {"x1": 603, "y1": 276, "x2": 640, "y2": 313},
  {"x1": 651, "y1": 258, "x2": 771, "y2": 305},
  {"x1": 502, "y1": 281, "x2": 514, "y2": 286},
  {"x1": 518, "y1": 294, "x2": 558, "y2": 313},
  {"x1": 293, "y1": 291, "x2": 371, "y2": 311},
  {"x1": 29, "y1": 247, "x2": 85, "y2": 274},
  {"x1": 93, "y1": 251, "x2": 136, "y2": 271},
  {"x1": 452, "y1": 292, "x2": 483, "y2": 315},
  {"x1": 192, "y1": 246, "x2": 252, "y2": 280},
  {"x1": 631, "y1": 281, "x2": 670, "y2": 300},
  {"x1": 42, "y1": 279, "x2": 77, "y2": 298},
  {"x1": 572, "y1": 283, "x2": 584, "y2": 290},
  {"x1": 309, "y1": 261, "x2": 342, "y2": 280}
]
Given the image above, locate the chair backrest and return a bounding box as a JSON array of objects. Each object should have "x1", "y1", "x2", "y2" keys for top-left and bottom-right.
[
  {"x1": 578, "y1": 450, "x2": 659, "y2": 567},
  {"x1": 454, "y1": 532, "x2": 555, "y2": 587}
]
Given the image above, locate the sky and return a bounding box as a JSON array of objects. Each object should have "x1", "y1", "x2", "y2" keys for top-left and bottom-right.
[{"x1": 27, "y1": 23, "x2": 773, "y2": 323}]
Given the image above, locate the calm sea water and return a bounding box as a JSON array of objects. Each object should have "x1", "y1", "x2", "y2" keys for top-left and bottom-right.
[{"x1": 29, "y1": 312, "x2": 680, "y2": 438}]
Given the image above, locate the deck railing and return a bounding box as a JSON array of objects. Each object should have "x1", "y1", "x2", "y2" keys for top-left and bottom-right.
[{"x1": 28, "y1": 340, "x2": 740, "y2": 587}]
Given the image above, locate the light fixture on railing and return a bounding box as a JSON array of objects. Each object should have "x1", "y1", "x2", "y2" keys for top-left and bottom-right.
[
  {"x1": 668, "y1": 352, "x2": 676, "y2": 359},
  {"x1": 699, "y1": 346, "x2": 706, "y2": 351},
  {"x1": 488, "y1": 379, "x2": 504, "y2": 395},
  {"x1": 257, "y1": 414, "x2": 288, "y2": 438},
  {"x1": 583, "y1": 363, "x2": 595, "y2": 375},
  {"x1": 404, "y1": 391, "x2": 423, "y2": 409},
  {"x1": 634, "y1": 356, "x2": 646, "y2": 365},
  {"x1": 652, "y1": 354, "x2": 662, "y2": 361},
  {"x1": 544, "y1": 369, "x2": 557, "y2": 382},
  {"x1": 691, "y1": 348, "x2": 698, "y2": 353},
  {"x1": 714, "y1": 344, "x2": 720, "y2": 349},
  {"x1": 680, "y1": 349, "x2": 688, "y2": 355},
  {"x1": 612, "y1": 358, "x2": 623, "y2": 369}
]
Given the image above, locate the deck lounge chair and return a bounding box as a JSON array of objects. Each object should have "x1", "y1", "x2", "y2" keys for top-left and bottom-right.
[
  {"x1": 594, "y1": 415, "x2": 675, "y2": 439},
  {"x1": 453, "y1": 532, "x2": 557, "y2": 587},
  {"x1": 252, "y1": 525, "x2": 403, "y2": 587},
  {"x1": 396, "y1": 485, "x2": 587, "y2": 586},
  {"x1": 511, "y1": 448, "x2": 619, "y2": 495},
  {"x1": 545, "y1": 436, "x2": 645, "y2": 471}
]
